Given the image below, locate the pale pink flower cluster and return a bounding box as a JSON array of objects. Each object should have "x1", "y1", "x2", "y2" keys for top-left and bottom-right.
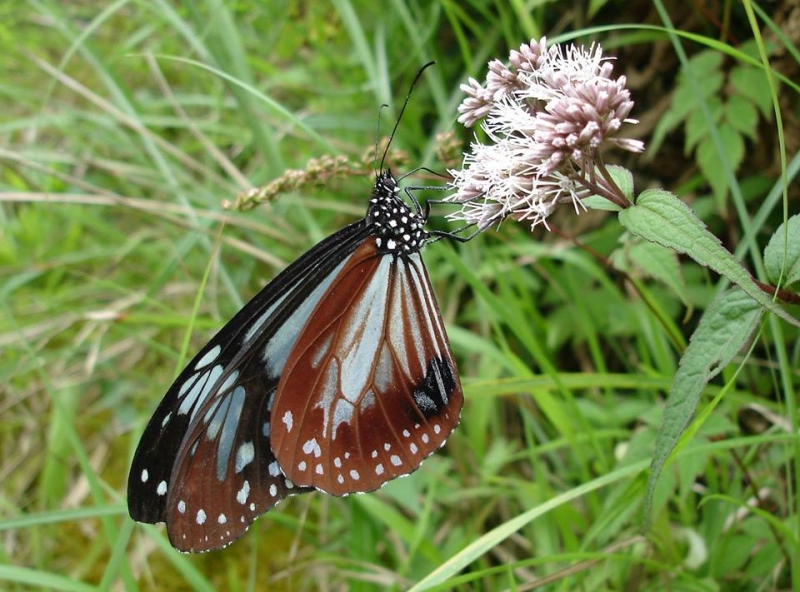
[{"x1": 448, "y1": 37, "x2": 644, "y2": 230}]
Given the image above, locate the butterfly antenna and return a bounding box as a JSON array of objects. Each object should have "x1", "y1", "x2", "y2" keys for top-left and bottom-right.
[
  {"x1": 379, "y1": 61, "x2": 436, "y2": 173},
  {"x1": 374, "y1": 103, "x2": 390, "y2": 172}
]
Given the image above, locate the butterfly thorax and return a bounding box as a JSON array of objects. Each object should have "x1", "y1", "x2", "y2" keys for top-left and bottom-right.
[{"x1": 367, "y1": 170, "x2": 427, "y2": 256}]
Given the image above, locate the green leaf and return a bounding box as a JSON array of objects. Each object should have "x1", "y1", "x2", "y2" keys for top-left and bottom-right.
[
  {"x1": 584, "y1": 166, "x2": 633, "y2": 212},
  {"x1": 627, "y1": 241, "x2": 690, "y2": 306},
  {"x1": 730, "y1": 65, "x2": 774, "y2": 119},
  {"x1": 583, "y1": 195, "x2": 622, "y2": 212},
  {"x1": 685, "y1": 50, "x2": 725, "y2": 81},
  {"x1": 649, "y1": 103, "x2": 686, "y2": 155},
  {"x1": 644, "y1": 288, "x2": 763, "y2": 522},
  {"x1": 648, "y1": 51, "x2": 723, "y2": 156},
  {"x1": 607, "y1": 164, "x2": 634, "y2": 202},
  {"x1": 696, "y1": 128, "x2": 744, "y2": 201},
  {"x1": 610, "y1": 234, "x2": 690, "y2": 306},
  {"x1": 725, "y1": 94, "x2": 759, "y2": 140},
  {"x1": 618, "y1": 190, "x2": 800, "y2": 328},
  {"x1": 685, "y1": 96, "x2": 722, "y2": 154},
  {"x1": 763, "y1": 213, "x2": 800, "y2": 286}
]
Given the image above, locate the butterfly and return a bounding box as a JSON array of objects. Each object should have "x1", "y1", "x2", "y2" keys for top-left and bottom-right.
[{"x1": 128, "y1": 73, "x2": 465, "y2": 553}]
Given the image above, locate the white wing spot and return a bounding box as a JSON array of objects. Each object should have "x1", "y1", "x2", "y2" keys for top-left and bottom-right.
[
  {"x1": 384, "y1": 443, "x2": 391, "y2": 451},
  {"x1": 434, "y1": 424, "x2": 441, "y2": 434},
  {"x1": 268, "y1": 462, "x2": 280, "y2": 477},
  {"x1": 196, "y1": 509, "x2": 207, "y2": 525},
  {"x1": 421, "y1": 433, "x2": 430, "y2": 444},
  {"x1": 218, "y1": 369, "x2": 240, "y2": 396},
  {"x1": 375, "y1": 463, "x2": 384, "y2": 475},
  {"x1": 350, "y1": 469, "x2": 360, "y2": 480},
  {"x1": 195, "y1": 344, "x2": 221, "y2": 369},
  {"x1": 402, "y1": 429, "x2": 410, "y2": 438},
  {"x1": 334, "y1": 457, "x2": 342, "y2": 468},
  {"x1": 316, "y1": 463, "x2": 324, "y2": 475},
  {"x1": 179, "y1": 364, "x2": 223, "y2": 416},
  {"x1": 217, "y1": 513, "x2": 227, "y2": 524},
  {"x1": 140, "y1": 469, "x2": 149, "y2": 483},
  {"x1": 344, "y1": 452, "x2": 351, "y2": 459},
  {"x1": 249, "y1": 502, "x2": 256, "y2": 511},
  {"x1": 298, "y1": 460, "x2": 307, "y2": 471},
  {"x1": 262, "y1": 421, "x2": 270, "y2": 437},
  {"x1": 235, "y1": 441, "x2": 255, "y2": 473},
  {"x1": 371, "y1": 450, "x2": 378, "y2": 459},
  {"x1": 269, "y1": 483, "x2": 277, "y2": 497},
  {"x1": 156, "y1": 480, "x2": 167, "y2": 496},
  {"x1": 390, "y1": 455, "x2": 402, "y2": 466},
  {"x1": 302, "y1": 438, "x2": 321, "y2": 458},
  {"x1": 161, "y1": 412, "x2": 172, "y2": 427},
  {"x1": 177, "y1": 500, "x2": 186, "y2": 514},
  {"x1": 285, "y1": 479, "x2": 294, "y2": 489},
  {"x1": 337, "y1": 474, "x2": 344, "y2": 484},
  {"x1": 410, "y1": 443, "x2": 418, "y2": 454},
  {"x1": 237, "y1": 481, "x2": 250, "y2": 504},
  {"x1": 282, "y1": 410, "x2": 293, "y2": 432},
  {"x1": 387, "y1": 238, "x2": 397, "y2": 250}
]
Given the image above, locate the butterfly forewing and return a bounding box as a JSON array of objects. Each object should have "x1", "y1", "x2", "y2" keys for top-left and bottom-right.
[
  {"x1": 270, "y1": 239, "x2": 463, "y2": 496},
  {"x1": 128, "y1": 220, "x2": 371, "y2": 551}
]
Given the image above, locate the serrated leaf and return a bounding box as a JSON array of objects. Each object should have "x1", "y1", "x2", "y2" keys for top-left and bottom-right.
[
  {"x1": 674, "y1": 67, "x2": 724, "y2": 123},
  {"x1": 627, "y1": 241, "x2": 690, "y2": 306},
  {"x1": 764, "y1": 213, "x2": 800, "y2": 286},
  {"x1": 649, "y1": 104, "x2": 686, "y2": 156},
  {"x1": 725, "y1": 95, "x2": 758, "y2": 139},
  {"x1": 696, "y1": 127, "x2": 744, "y2": 201},
  {"x1": 668, "y1": 84, "x2": 701, "y2": 124},
  {"x1": 691, "y1": 70, "x2": 725, "y2": 103},
  {"x1": 607, "y1": 165, "x2": 634, "y2": 202},
  {"x1": 685, "y1": 50, "x2": 724, "y2": 80},
  {"x1": 730, "y1": 65, "x2": 773, "y2": 119},
  {"x1": 685, "y1": 97, "x2": 722, "y2": 154},
  {"x1": 644, "y1": 288, "x2": 763, "y2": 522},
  {"x1": 583, "y1": 195, "x2": 622, "y2": 211},
  {"x1": 618, "y1": 190, "x2": 800, "y2": 328},
  {"x1": 737, "y1": 39, "x2": 762, "y2": 61},
  {"x1": 649, "y1": 55, "x2": 722, "y2": 157},
  {"x1": 583, "y1": 166, "x2": 633, "y2": 211}
]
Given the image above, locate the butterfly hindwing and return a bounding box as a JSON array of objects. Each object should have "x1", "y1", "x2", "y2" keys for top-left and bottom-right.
[
  {"x1": 270, "y1": 238, "x2": 463, "y2": 496},
  {"x1": 163, "y1": 372, "x2": 297, "y2": 552}
]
